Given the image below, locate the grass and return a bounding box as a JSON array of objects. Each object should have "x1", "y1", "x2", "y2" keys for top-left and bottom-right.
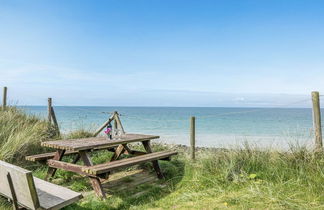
[
  {"x1": 1, "y1": 107, "x2": 324, "y2": 209},
  {"x1": 0, "y1": 107, "x2": 56, "y2": 163}
]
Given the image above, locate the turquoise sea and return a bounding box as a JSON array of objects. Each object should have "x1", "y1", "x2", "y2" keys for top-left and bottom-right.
[{"x1": 21, "y1": 106, "x2": 320, "y2": 149}]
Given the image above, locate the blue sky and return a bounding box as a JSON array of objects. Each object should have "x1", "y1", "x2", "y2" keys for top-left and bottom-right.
[{"x1": 1, "y1": 0, "x2": 324, "y2": 107}]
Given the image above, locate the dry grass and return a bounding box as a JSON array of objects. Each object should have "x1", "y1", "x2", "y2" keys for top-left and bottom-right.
[{"x1": 0, "y1": 107, "x2": 56, "y2": 162}]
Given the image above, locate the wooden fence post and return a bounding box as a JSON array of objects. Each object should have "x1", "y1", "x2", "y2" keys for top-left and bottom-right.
[
  {"x1": 51, "y1": 107, "x2": 60, "y2": 137},
  {"x1": 114, "y1": 113, "x2": 118, "y2": 130},
  {"x1": 47, "y1": 98, "x2": 60, "y2": 136},
  {"x1": 2, "y1": 86, "x2": 7, "y2": 111},
  {"x1": 312, "y1": 91, "x2": 323, "y2": 152},
  {"x1": 114, "y1": 111, "x2": 125, "y2": 135},
  {"x1": 48, "y1": 98, "x2": 52, "y2": 124},
  {"x1": 190, "y1": 116, "x2": 196, "y2": 160}
]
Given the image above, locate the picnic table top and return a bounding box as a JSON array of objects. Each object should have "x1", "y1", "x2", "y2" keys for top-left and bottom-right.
[{"x1": 41, "y1": 133, "x2": 159, "y2": 151}]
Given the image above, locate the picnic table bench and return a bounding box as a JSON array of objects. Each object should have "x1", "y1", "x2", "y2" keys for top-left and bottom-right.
[{"x1": 26, "y1": 133, "x2": 177, "y2": 198}]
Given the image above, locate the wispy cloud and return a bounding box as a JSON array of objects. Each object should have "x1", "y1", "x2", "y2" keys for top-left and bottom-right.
[{"x1": 0, "y1": 62, "x2": 316, "y2": 107}]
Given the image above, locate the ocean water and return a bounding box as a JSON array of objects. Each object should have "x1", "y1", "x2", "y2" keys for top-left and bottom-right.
[{"x1": 21, "y1": 106, "x2": 319, "y2": 149}]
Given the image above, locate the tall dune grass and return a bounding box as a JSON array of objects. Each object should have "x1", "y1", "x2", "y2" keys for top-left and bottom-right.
[
  {"x1": 159, "y1": 144, "x2": 324, "y2": 209},
  {"x1": 0, "y1": 107, "x2": 54, "y2": 162}
]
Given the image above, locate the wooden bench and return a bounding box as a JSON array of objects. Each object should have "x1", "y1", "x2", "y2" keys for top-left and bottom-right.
[
  {"x1": 46, "y1": 150, "x2": 177, "y2": 178},
  {"x1": 0, "y1": 160, "x2": 82, "y2": 210},
  {"x1": 82, "y1": 150, "x2": 178, "y2": 175}
]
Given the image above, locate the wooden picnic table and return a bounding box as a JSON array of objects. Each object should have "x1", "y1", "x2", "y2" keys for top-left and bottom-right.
[{"x1": 39, "y1": 133, "x2": 177, "y2": 198}]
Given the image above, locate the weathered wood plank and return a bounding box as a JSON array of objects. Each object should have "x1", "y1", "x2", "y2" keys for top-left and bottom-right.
[
  {"x1": 34, "y1": 177, "x2": 83, "y2": 210},
  {"x1": 26, "y1": 145, "x2": 118, "y2": 162},
  {"x1": 0, "y1": 160, "x2": 40, "y2": 210},
  {"x1": 47, "y1": 98, "x2": 52, "y2": 124},
  {"x1": 79, "y1": 151, "x2": 106, "y2": 198},
  {"x1": 2, "y1": 86, "x2": 7, "y2": 111},
  {"x1": 0, "y1": 160, "x2": 82, "y2": 210},
  {"x1": 6, "y1": 173, "x2": 19, "y2": 210},
  {"x1": 45, "y1": 150, "x2": 65, "y2": 180},
  {"x1": 110, "y1": 144, "x2": 126, "y2": 161},
  {"x1": 312, "y1": 91, "x2": 323, "y2": 152},
  {"x1": 47, "y1": 160, "x2": 97, "y2": 178},
  {"x1": 51, "y1": 107, "x2": 60, "y2": 137},
  {"x1": 190, "y1": 116, "x2": 196, "y2": 160},
  {"x1": 83, "y1": 151, "x2": 177, "y2": 175},
  {"x1": 41, "y1": 134, "x2": 160, "y2": 151},
  {"x1": 26, "y1": 151, "x2": 78, "y2": 162},
  {"x1": 142, "y1": 140, "x2": 164, "y2": 179},
  {"x1": 114, "y1": 112, "x2": 125, "y2": 135}
]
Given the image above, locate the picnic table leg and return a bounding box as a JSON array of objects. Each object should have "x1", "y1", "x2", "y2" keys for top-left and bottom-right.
[
  {"x1": 72, "y1": 154, "x2": 80, "y2": 164},
  {"x1": 74, "y1": 147, "x2": 117, "y2": 164},
  {"x1": 142, "y1": 140, "x2": 164, "y2": 179},
  {"x1": 45, "y1": 149, "x2": 65, "y2": 180},
  {"x1": 121, "y1": 144, "x2": 133, "y2": 155},
  {"x1": 102, "y1": 144, "x2": 127, "y2": 180},
  {"x1": 79, "y1": 151, "x2": 106, "y2": 198},
  {"x1": 110, "y1": 144, "x2": 135, "y2": 162},
  {"x1": 110, "y1": 145, "x2": 125, "y2": 161}
]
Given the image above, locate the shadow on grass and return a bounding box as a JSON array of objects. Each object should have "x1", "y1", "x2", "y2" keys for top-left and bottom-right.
[{"x1": 65, "y1": 158, "x2": 185, "y2": 210}]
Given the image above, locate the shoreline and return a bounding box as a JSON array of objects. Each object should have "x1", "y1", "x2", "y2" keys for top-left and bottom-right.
[
  {"x1": 62, "y1": 131, "x2": 314, "y2": 151},
  {"x1": 138, "y1": 133, "x2": 314, "y2": 151}
]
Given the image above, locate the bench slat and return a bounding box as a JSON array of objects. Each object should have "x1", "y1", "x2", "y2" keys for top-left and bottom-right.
[
  {"x1": 83, "y1": 151, "x2": 177, "y2": 175},
  {"x1": 26, "y1": 146, "x2": 118, "y2": 162},
  {"x1": 34, "y1": 177, "x2": 83, "y2": 210},
  {"x1": 46, "y1": 160, "x2": 98, "y2": 178},
  {"x1": 26, "y1": 151, "x2": 78, "y2": 162}
]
